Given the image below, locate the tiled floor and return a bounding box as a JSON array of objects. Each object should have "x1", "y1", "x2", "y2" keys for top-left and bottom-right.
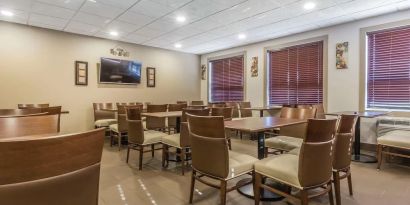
[{"x1": 99, "y1": 137, "x2": 410, "y2": 205}]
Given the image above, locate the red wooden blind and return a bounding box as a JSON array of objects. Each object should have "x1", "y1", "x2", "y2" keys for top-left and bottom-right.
[
  {"x1": 268, "y1": 41, "x2": 323, "y2": 105},
  {"x1": 210, "y1": 56, "x2": 244, "y2": 102},
  {"x1": 367, "y1": 26, "x2": 410, "y2": 110}
]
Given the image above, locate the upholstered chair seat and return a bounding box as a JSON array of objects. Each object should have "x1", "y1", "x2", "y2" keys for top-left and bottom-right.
[
  {"x1": 95, "y1": 119, "x2": 117, "y2": 127},
  {"x1": 265, "y1": 136, "x2": 303, "y2": 152},
  {"x1": 227, "y1": 151, "x2": 258, "y2": 179},
  {"x1": 162, "y1": 133, "x2": 181, "y2": 148},
  {"x1": 142, "y1": 130, "x2": 164, "y2": 145},
  {"x1": 377, "y1": 130, "x2": 410, "y2": 148}
]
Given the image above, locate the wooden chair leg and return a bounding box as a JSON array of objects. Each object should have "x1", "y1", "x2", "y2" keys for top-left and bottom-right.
[
  {"x1": 264, "y1": 147, "x2": 268, "y2": 158},
  {"x1": 377, "y1": 144, "x2": 383, "y2": 170},
  {"x1": 333, "y1": 171, "x2": 341, "y2": 205},
  {"x1": 118, "y1": 133, "x2": 121, "y2": 151},
  {"x1": 220, "y1": 180, "x2": 227, "y2": 205},
  {"x1": 300, "y1": 190, "x2": 308, "y2": 205},
  {"x1": 254, "y1": 172, "x2": 262, "y2": 205},
  {"x1": 347, "y1": 171, "x2": 353, "y2": 196},
  {"x1": 126, "y1": 146, "x2": 130, "y2": 163},
  {"x1": 162, "y1": 144, "x2": 167, "y2": 168},
  {"x1": 189, "y1": 170, "x2": 196, "y2": 204},
  {"x1": 240, "y1": 132, "x2": 243, "y2": 140},
  {"x1": 151, "y1": 144, "x2": 155, "y2": 158},
  {"x1": 328, "y1": 182, "x2": 335, "y2": 205},
  {"x1": 110, "y1": 131, "x2": 113, "y2": 147},
  {"x1": 228, "y1": 138, "x2": 232, "y2": 150},
  {"x1": 139, "y1": 145, "x2": 143, "y2": 170},
  {"x1": 181, "y1": 148, "x2": 186, "y2": 175}
]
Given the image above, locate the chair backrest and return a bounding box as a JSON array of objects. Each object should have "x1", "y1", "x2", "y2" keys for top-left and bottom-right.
[
  {"x1": 298, "y1": 119, "x2": 337, "y2": 188},
  {"x1": 280, "y1": 107, "x2": 316, "y2": 120},
  {"x1": 43, "y1": 106, "x2": 62, "y2": 132},
  {"x1": 312, "y1": 104, "x2": 325, "y2": 119},
  {"x1": 0, "y1": 115, "x2": 59, "y2": 139},
  {"x1": 168, "y1": 103, "x2": 187, "y2": 111},
  {"x1": 187, "y1": 115, "x2": 229, "y2": 179},
  {"x1": 126, "y1": 108, "x2": 145, "y2": 145},
  {"x1": 177, "y1": 101, "x2": 188, "y2": 104},
  {"x1": 0, "y1": 128, "x2": 104, "y2": 205},
  {"x1": 0, "y1": 108, "x2": 44, "y2": 117},
  {"x1": 125, "y1": 106, "x2": 142, "y2": 120},
  {"x1": 211, "y1": 107, "x2": 233, "y2": 121},
  {"x1": 117, "y1": 102, "x2": 142, "y2": 106},
  {"x1": 17, "y1": 103, "x2": 49, "y2": 109},
  {"x1": 238, "y1": 101, "x2": 252, "y2": 117},
  {"x1": 146, "y1": 104, "x2": 167, "y2": 129},
  {"x1": 92, "y1": 103, "x2": 115, "y2": 121},
  {"x1": 116, "y1": 105, "x2": 127, "y2": 132},
  {"x1": 333, "y1": 115, "x2": 358, "y2": 170},
  {"x1": 191, "y1": 100, "x2": 204, "y2": 105},
  {"x1": 179, "y1": 108, "x2": 210, "y2": 147},
  {"x1": 225, "y1": 102, "x2": 240, "y2": 118}
]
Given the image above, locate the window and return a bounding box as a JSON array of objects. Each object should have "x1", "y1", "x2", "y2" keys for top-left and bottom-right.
[
  {"x1": 366, "y1": 26, "x2": 410, "y2": 110},
  {"x1": 267, "y1": 41, "x2": 323, "y2": 105},
  {"x1": 209, "y1": 55, "x2": 244, "y2": 102}
]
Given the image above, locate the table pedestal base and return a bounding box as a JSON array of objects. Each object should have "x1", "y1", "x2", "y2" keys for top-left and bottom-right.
[
  {"x1": 351, "y1": 154, "x2": 377, "y2": 163},
  {"x1": 236, "y1": 178, "x2": 287, "y2": 201}
]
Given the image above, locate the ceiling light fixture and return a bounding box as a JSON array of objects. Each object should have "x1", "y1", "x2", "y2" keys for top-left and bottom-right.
[
  {"x1": 238, "y1": 33, "x2": 246, "y2": 40},
  {"x1": 176, "y1": 16, "x2": 186, "y2": 22},
  {"x1": 174, "y1": 43, "x2": 182, "y2": 48},
  {"x1": 109, "y1": 31, "x2": 118, "y2": 36},
  {"x1": 88, "y1": 0, "x2": 97, "y2": 3},
  {"x1": 303, "y1": 2, "x2": 316, "y2": 10},
  {"x1": 1, "y1": 10, "x2": 14, "y2": 17}
]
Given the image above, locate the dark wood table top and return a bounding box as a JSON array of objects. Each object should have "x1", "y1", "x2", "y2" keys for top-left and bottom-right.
[
  {"x1": 141, "y1": 111, "x2": 182, "y2": 118},
  {"x1": 224, "y1": 117, "x2": 306, "y2": 132},
  {"x1": 326, "y1": 111, "x2": 389, "y2": 118},
  {"x1": 61, "y1": 110, "x2": 69, "y2": 114},
  {"x1": 241, "y1": 106, "x2": 282, "y2": 111}
]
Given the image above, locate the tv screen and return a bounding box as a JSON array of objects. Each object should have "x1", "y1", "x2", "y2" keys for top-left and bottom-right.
[{"x1": 99, "y1": 58, "x2": 141, "y2": 84}]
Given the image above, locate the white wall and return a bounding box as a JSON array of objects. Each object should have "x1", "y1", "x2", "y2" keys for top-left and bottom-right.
[
  {"x1": 200, "y1": 10, "x2": 410, "y2": 112},
  {"x1": 0, "y1": 22, "x2": 201, "y2": 133}
]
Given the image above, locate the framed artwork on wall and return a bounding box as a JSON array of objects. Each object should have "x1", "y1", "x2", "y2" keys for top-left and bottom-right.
[
  {"x1": 75, "y1": 61, "x2": 88, "y2": 85},
  {"x1": 147, "y1": 67, "x2": 156, "y2": 87},
  {"x1": 336, "y1": 42, "x2": 348, "y2": 69}
]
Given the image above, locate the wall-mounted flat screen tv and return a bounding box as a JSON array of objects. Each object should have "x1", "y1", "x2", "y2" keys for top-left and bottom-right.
[{"x1": 99, "y1": 58, "x2": 141, "y2": 84}]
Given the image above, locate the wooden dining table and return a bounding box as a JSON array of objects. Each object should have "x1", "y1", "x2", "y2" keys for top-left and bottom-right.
[
  {"x1": 241, "y1": 106, "x2": 282, "y2": 117},
  {"x1": 326, "y1": 111, "x2": 389, "y2": 163},
  {"x1": 225, "y1": 116, "x2": 306, "y2": 201}
]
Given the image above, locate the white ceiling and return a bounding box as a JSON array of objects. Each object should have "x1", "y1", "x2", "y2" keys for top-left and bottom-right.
[{"x1": 0, "y1": 0, "x2": 409, "y2": 54}]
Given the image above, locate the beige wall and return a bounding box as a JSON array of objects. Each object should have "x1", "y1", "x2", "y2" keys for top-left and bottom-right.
[{"x1": 0, "y1": 22, "x2": 200, "y2": 133}]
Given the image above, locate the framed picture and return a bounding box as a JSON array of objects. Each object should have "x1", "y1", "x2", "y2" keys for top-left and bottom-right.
[
  {"x1": 147, "y1": 67, "x2": 155, "y2": 87},
  {"x1": 75, "y1": 61, "x2": 88, "y2": 85},
  {"x1": 336, "y1": 42, "x2": 348, "y2": 69}
]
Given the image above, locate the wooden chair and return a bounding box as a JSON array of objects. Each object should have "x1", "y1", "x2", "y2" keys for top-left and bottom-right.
[
  {"x1": 42, "y1": 106, "x2": 62, "y2": 132},
  {"x1": 264, "y1": 107, "x2": 316, "y2": 156},
  {"x1": 254, "y1": 119, "x2": 337, "y2": 205},
  {"x1": 190, "y1": 100, "x2": 204, "y2": 106},
  {"x1": 17, "y1": 103, "x2": 49, "y2": 109},
  {"x1": 92, "y1": 103, "x2": 117, "y2": 128},
  {"x1": 167, "y1": 103, "x2": 187, "y2": 134},
  {"x1": 0, "y1": 108, "x2": 45, "y2": 117},
  {"x1": 211, "y1": 107, "x2": 233, "y2": 149},
  {"x1": 109, "y1": 104, "x2": 142, "y2": 150},
  {"x1": 238, "y1": 101, "x2": 252, "y2": 118},
  {"x1": 0, "y1": 114, "x2": 59, "y2": 139},
  {"x1": 297, "y1": 104, "x2": 326, "y2": 119},
  {"x1": 0, "y1": 128, "x2": 105, "y2": 205},
  {"x1": 332, "y1": 115, "x2": 358, "y2": 205},
  {"x1": 162, "y1": 108, "x2": 210, "y2": 175},
  {"x1": 187, "y1": 114, "x2": 258, "y2": 205},
  {"x1": 125, "y1": 107, "x2": 167, "y2": 170},
  {"x1": 146, "y1": 104, "x2": 168, "y2": 131},
  {"x1": 225, "y1": 102, "x2": 240, "y2": 118}
]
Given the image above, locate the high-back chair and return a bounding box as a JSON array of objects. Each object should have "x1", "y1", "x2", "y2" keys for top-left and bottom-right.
[
  {"x1": 167, "y1": 103, "x2": 188, "y2": 134},
  {"x1": 17, "y1": 103, "x2": 49, "y2": 109},
  {"x1": 238, "y1": 101, "x2": 252, "y2": 118},
  {"x1": 92, "y1": 103, "x2": 117, "y2": 128},
  {"x1": 0, "y1": 114, "x2": 59, "y2": 139},
  {"x1": 43, "y1": 106, "x2": 62, "y2": 132},
  {"x1": 332, "y1": 114, "x2": 358, "y2": 205},
  {"x1": 265, "y1": 107, "x2": 317, "y2": 155},
  {"x1": 190, "y1": 100, "x2": 204, "y2": 106},
  {"x1": 225, "y1": 102, "x2": 240, "y2": 118},
  {"x1": 109, "y1": 104, "x2": 141, "y2": 150},
  {"x1": 162, "y1": 108, "x2": 210, "y2": 175},
  {"x1": 0, "y1": 128, "x2": 105, "y2": 205},
  {"x1": 0, "y1": 108, "x2": 45, "y2": 117},
  {"x1": 146, "y1": 104, "x2": 168, "y2": 131},
  {"x1": 254, "y1": 119, "x2": 337, "y2": 205},
  {"x1": 126, "y1": 107, "x2": 167, "y2": 170},
  {"x1": 187, "y1": 115, "x2": 258, "y2": 205}
]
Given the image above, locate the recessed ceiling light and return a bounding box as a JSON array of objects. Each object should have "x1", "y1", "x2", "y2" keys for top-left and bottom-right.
[
  {"x1": 174, "y1": 43, "x2": 182, "y2": 48},
  {"x1": 109, "y1": 31, "x2": 118, "y2": 36},
  {"x1": 176, "y1": 16, "x2": 186, "y2": 22},
  {"x1": 238, "y1": 33, "x2": 246, "y2": 40},
  {"x1": 303, "y1": 2, "x2": 316, "y2": 10},
  {"x1": 88, "y1": 0, "x2": 97, "y2": 3},
  {"x1": 1, "y1": 10, "x2": 14, "y2": 17}
]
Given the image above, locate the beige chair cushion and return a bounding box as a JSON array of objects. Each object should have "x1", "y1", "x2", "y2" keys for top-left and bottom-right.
[
  {"x1": 288, "y1": 147, "x2": 301, "y2": 155},
  {"x1": 109, "y1": 124, "x2": 118, "y2": 133},
  {"x1": 142, "y1": 121, "x2": 148, "y2": 131},
  {"x1": 162, "y1": 134, "x2": 181, "y2": 148},
  {"x1": 142, "y1": 130, "x2": 166, "y2": 145},
  {"x1": 94, "y1": 119, "x2": 117, "y2": 127},
  {"x1": 231, "y1": 118, "x2": 242, "y2": 121},
  {"x1": 265, "y1": 136, "x2": 303, "y2": 151},
  {"x1": 378, "y1": 130, "x2": 410, "y2": 149},
  {"x1": 255, "y1": 154, "x2": 301, "y2": 189},
  {"x1": 227, "y1": 151, "x2": 258, "y2": 179}
]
